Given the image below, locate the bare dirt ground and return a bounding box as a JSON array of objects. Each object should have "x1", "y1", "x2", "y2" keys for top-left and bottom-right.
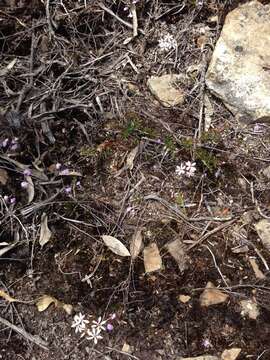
[{"x1": 1, "y1": 1, "x2": 270, "y2": 359}]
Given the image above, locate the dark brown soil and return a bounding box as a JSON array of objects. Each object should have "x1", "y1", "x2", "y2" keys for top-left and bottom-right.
[{"x1": 1, "y1": 1, "x2": 270, "y2": 359}]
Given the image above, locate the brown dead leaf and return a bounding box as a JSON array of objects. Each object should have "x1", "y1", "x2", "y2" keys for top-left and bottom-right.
[
  {"x1": 0, "y1": 289, "x2": 17, "y2": 303},
  {"x1": 200, "y1": 282, "x2": 229, "y2": 307},
  {"x1": 130, "y1": 228, "x2": 143, "y2": 260},
  {"x1": 166, "y1": 239, "x2": 188, "y2": 272},
  {"x1": 143, "y1": 243, "x2": 162, "y2": 273},
  {"x1": 39, "y1": 213, "x2": 52, "y2": 247},
  {"x1": 102, "y1": 235, "x2": 130, "y2": 257},
  {"x1": 0, "y1": 169, "x2": 8, "y2": 185},
  {"x1": 36, "y1": 295, "x2": 73, "y2": 314},
  {"x1": 126, "y1": 145, "x2": 139, "y2": 170}
]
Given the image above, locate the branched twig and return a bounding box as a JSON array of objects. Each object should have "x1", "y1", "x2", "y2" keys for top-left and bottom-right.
[{"x1": 0, "y1": 316, "x2": 49, "y2": 350}]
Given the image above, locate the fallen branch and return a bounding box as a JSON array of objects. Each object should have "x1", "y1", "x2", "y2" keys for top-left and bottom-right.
[
  {"x1": 0, "y1": 316, "x2": 49, "y2": 350},
  {"x1": 98, "y1": 2, "x2": 145, "y2": 35}
]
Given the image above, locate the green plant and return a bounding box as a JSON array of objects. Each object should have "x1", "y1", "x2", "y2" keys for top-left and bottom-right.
[{"x1": 195, "y1": 148, "x2": 218, "y2": 173}]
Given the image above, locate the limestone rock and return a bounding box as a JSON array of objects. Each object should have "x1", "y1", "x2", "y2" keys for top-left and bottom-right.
[
  {"x1": 240, "y1": 299, "x2": 259, "y2": 320},
  {"x1": 254, "y1": 219, "x2": 270, "y2": 252},
  {"x1": 200, "y1": 282, "x2": 229, "y2": 307},
  {"x1": 206, "y1": 1, "x2": 270, "y2": 120},
  {"x1": 221, "y1": 348, "x2": 241, "y2": 360},
  {"x1": 147, "y1": 74, "x2": 185, "y2": 107},
  {"x1": 178, "y1": 294, "x2": 191, "y2": 303}
]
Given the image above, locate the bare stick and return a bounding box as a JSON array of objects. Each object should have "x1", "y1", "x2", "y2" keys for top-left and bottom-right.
[
  {"x1": 130, "y1": 4, "x2": 138, "y2": 37},
  {"x1": 98, "y1": 2, "x2": 145, "y2": 35},
  {"x1": 188, "y1": 219, "x2": 236, "y2": 251},
  {"x1": 45, "y1": 0, "x2": 55, "y2": 38},
  {"x1": 0, "y1": 316, "x2": 49, "y2": 350}
]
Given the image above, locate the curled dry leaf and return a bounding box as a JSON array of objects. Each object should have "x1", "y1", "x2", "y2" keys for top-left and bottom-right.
[
  {"x1": 0, "y1": 169, "x2": 8, "y2": 185},
  {"x1": 130, "y1": 228, "x2": 143, "y2": 260},
  {"x1": 143, "y1": 243, "x2": 162, "y2": 273},
  {"x1": 36, "y1": 295, "x2": 73, "y2": 315},
  {"x1": 0, "y1": 289, "x2": 17, "y2": 303},
  {"x1": 102, "y1": 235, "x2": 130, "y2": 257},
  {"x1": 166, "y1": 239, "x2": 188, "y2": 272},
  {"x1": 39, "y1": 213, "x2": 52, "y2": 247},
  {"x1": 25, "y1": 175, "x2": 34, "y2": 204}
]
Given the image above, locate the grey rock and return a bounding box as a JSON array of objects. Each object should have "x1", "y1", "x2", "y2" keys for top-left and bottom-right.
[{"x1": 206, "y1": 1, "x2": 270, "y2": 120}]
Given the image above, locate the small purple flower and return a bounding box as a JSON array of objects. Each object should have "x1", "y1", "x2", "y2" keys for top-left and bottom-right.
[
  {"x1": 21, "y1": 181, "x2": 28, "y2": 189},
  {"x1": 59, "y1": 169, "x2": 70, "y2": 176},
  {"x1": 9, "y1": 196, "x2": 16, "y2": 204},
  {"x1": 106, "y1": 323, "x2": 113, "y2": 332},
  {"x1": 10, "y1": 144, "x2": 18, "y2": 151},
  {"x1": 55, "y1": 163, "x2": 62, "y2": 170},
  {"x1": 23, "y1": 169, "x2": 32, "y2": 176},
  {"x1": 1, "y1": 138, "x2": 9, "y2": 148},
  {"x1": 202, "y1": 338, "x2": 211, "y2": 348},
  {"x1": 11, "y1": 137, "x2": 18, "y2": 144},
  {"x1": 64, "y1": 186, "x2": 72, "y2": 194}
]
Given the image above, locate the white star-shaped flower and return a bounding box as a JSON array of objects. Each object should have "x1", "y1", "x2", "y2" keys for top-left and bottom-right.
[
  {"x1": 86, "y1": 327, "x2": 103, "y2": 344},
  {"x1": 91, "y1": 316, "x2": 107, "y2": 331},
  {"x1": 71, "y1": 313, "x2": 89, "y2": 334}
]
